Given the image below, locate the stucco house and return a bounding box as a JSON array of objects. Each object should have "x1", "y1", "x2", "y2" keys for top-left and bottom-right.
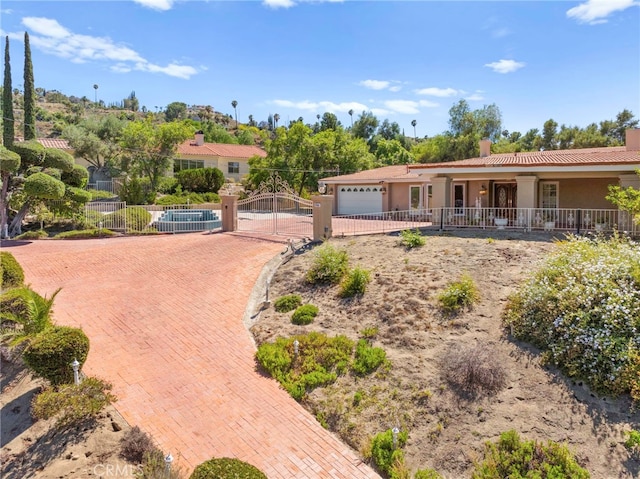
[
  {"x1": 175, "y1": 132, "x2": 266, "y2": 182},
  {"x1": 322, "y1": 129, "x2": 640, "y2": 231}
]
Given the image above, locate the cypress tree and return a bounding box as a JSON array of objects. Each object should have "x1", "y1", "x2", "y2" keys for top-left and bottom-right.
[
  {"x1": 23, "y1": 32, "x2": 36, "y2": 140},
  {"x1": 2, "y1": 36, "x2": 14, "y2": 147}
]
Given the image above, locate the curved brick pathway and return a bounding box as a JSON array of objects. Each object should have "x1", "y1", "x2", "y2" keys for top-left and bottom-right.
[{"x1": 4, "y1": 234, "x2": 379, "y2": 478}]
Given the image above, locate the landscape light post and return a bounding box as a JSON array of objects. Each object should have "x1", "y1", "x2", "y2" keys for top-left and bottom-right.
[
  {"x1": 164, "y1": 453, "x2": 173, "y2": 477},
  {"x1": 71, "y1": 358, "x2": 80, "y2": 385},
  {"x1": 392, "y1": 427, "x2": 399, "y2": 449}
]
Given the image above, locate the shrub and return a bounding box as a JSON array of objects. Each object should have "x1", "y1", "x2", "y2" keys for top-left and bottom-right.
[
  {"x1": 291, "y1": 304, "x2": 318, "y2": 325},
  {"x1": 138, "y1": 449, "x2": 184, "y2": 479},
  {"x1": 54, "y1": 228, "x2": 117, "y2": 239},
  {"x1": 61, "y1": 164, "x2": 89, "y2": 188},
  {"x1": 471, "y1": 430, "x2": 590, "y2": 478},
  {"x1": 503, "y1": 235, "x2": 640, "y2": 403},
  {"x1": 437, "y1": 273, "x2": 479, "y2": 314},
  {"x1": 624, "y1": 429, "x2": 640, "y2": 453},
  {"x1": 399, "y1": 229, "x2": 426, "y2": 249},
  {"x1": 89, "y1": 189, "x2": 116, "y2": 200},
  {"x1": 31, "y1": 377, "x2": 116, "y2": 428},
  {"x1": 441, "y1": 344, "x2": 507, "y2": 397},
  {"x1": 0, "y1": 286, "x2": 58, "y2": 345},
  {"x1": 156, "y1": 176, "x2": 178, "y2": 194},
  {"x1": 155, "y1": 191, "x2": 220, "y2": 205},
  {"x1": 14, "y1": 229, "x2": 48, "y2": 240},
  {"x1": 370, "y1": 428, "x2": 408, "y2": 477},
  {"x1": 305, "y1": 243, "x2": 349, "y2": 284},
  {"x1": 176, "y1": 167, "x2": 225, "y2": 194},
  {"x1": 23, "y1": 326, "x2": 90, "y2": 385},
  {"x1": 256, "y1": 332, "x2": 354, "y2": 401},
  {"x1": 190, "y1": 457, "x2": 266, "y2": 479},
  {"x1": 1, "y1": 251, "x2": 25, "y2": 289},
  {"x1": 274, "y1": 294, "x2": 302, "y2": 313},
  {"x1": 353, "y1": 339, "x2": 388, "y2": 376},
  {"x1": 103, "y1": 207, "x2": 151, "y2": 232},
  {"x1": 120, "y1": 426, "x2": 157, "y2": 463},
  {"x1": 414, "y1": 469, "x2": 443, "y2": 479},
  {"x1": 118, "y1": 177, "x2": 155, "y2": 205},
  {"x1": 24, "y1": 172, "x2": 66, "y2": 200},
  {"x1": 339, "y1": 267, "x2": 371, "y2": 298}
]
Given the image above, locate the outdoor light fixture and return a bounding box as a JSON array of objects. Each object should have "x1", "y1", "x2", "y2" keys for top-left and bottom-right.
[
  {"x1": 318, "y1": 182, "x2": 327, "y2": 194},
  {"x1": 165, "y1": 454, "x2": 173, "y2": 473},
  {"x1": 293, "y1": 339, "x2": 299, "y2": 356},
  {"x1": 380, "y1": 186, "x2": 387, "y2": 194},
  {"x1": 71, "y1": 358, "x2": 80, "y2": 385},
  {"x1": 479, "y1": 184, "x2": 488, "y2": 195}
]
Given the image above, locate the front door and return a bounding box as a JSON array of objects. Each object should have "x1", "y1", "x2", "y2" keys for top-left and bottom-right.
[{"x1": 495, "y1": 183, "x2": 517, "y2": 220}]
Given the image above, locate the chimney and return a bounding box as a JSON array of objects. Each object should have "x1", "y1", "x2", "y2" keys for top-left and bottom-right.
[
  {"x1": 625, "y1": 128, "x2": 640, "y2": 151},
  {"x1": 194, "y1": 130, "x2": 205, "y2": 146},
  {"x1": 479, "y1": 139, "x2": 491, "y2": 158}
]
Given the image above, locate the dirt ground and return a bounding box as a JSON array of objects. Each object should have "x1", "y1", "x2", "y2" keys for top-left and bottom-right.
[
  {"x1": 1, "y1": 348, "x2": 136, "y2": 479},
  {"x1": 250, "y1": 230, "x2": 640, "y2": 479}
]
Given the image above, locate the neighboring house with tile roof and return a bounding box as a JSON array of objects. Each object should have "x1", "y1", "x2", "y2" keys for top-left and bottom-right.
[
  {"x1": 175, "y1": 132, "x2": 266, "y2": 182},
  {"x1": 321, "y1": 129, "x2": 640, "y2": 217}
]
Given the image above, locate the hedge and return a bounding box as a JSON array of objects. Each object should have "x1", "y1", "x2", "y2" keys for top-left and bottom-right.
[
  {"x1": 190, "y1": 457, "x2": 267, "y2": 479},
  {"x1": 0, "y1": 251, "x2": 25, "y2": 289}
]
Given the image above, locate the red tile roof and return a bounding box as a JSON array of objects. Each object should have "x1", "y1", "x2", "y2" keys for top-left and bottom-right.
[
  {"x1": 322, "y1": 165, "x2": 419, "y2": 182},
  {"x1": 409, "y1": 146, "x2": 640, "y2": 169},
  {"x1": 37, "y1": 138, "x2": 72, "y2": 150},
  {"x1": 177, "y1": 140, "x2": 267, "y2": 158}
]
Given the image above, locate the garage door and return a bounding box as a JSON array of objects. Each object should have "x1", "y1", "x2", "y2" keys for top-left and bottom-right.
[{"x1": 337, "y1": 185, "x2": 383, "y2": 215}]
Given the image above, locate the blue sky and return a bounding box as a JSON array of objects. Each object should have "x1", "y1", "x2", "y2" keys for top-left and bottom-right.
[{"x1": 1, "y1": 0, "x2": 639, "y2": 138}]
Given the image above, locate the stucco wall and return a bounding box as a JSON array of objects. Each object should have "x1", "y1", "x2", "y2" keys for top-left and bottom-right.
[
  {"x1": 558, "y1": 178, "x2": 615, "y2": 209},
  {"x1": 389, "y1": 183, "x2": 411, "y2": 211}
]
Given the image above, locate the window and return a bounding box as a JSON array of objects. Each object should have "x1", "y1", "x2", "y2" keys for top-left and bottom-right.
[
  {"x1": 426, "y1": 184, "x2": 433, "y2": 209},
  {"x1": 228, "y1": 162, "x2": 240, "y2": 174},
  {"x1": 410, "y1": 185, "x2": 421, "y2": 210},
  {"x1": 174, "y1": 159, "x2": 204, "y2": 173},
  {"x1": 540, "y1": 182, "x2": 559, "y2": 209}
]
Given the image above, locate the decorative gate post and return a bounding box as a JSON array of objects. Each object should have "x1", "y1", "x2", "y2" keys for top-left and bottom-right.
[
  {"x1": 312, "y1": 195, "x2": 333, "y2": 241},
  {"x1": 221, "y1": 195, "x2": 238, "y2": 232}
]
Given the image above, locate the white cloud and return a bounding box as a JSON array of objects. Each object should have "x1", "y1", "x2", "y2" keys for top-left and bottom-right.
[
  {"x1": 15, "y1": 17, "x2": 199, "y2": 79},
  {"x1": 359, "y1": 79, "x2": 391, "y2": 90},
  {"x1": 418, "y1": 100, "x2": 439, "y2": 108},
  {"x1": 270, "y1": 99, "x2": 370, "y2": 114},
  {"x1": 383, "y1": 100, "x2": 422, "y2": 114},
  {"x1": 484, "y1": 59, "x2": 525, "y2": 74},
  {"x1": 388, "y1": 85, "x2": 402, "y2": 92},
  {"x1": 132, "y1": 0, "x2": 175, "y2": 11},
  {"x1": 566, "y1": 0, "x2": 639, "y2": 25},
  {"x1": 1, "y1": 9, "x2": 14, "y2": 15},
  {"x1": 371, "y1": 108, "x2": 390, "y2": 116},
  {"x1": 492, "y1": 27, "x2": 511, "y2": 38},
  {"x1": 414, "y1": 87, "x2": 459, "y2": 97},
  {"x1": 465, "y1": 93, "x2": 485, "y2": 102},
  {"x1": 263, "y1": 0, "x2": 343, "y2": 8}
]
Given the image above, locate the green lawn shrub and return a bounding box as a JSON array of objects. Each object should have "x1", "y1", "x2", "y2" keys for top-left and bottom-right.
[
  {"x1": 503, "y1": 235, "x2": 640, "y2": 403},
  {"x1": 441, "y1": 344, "x2": 507, "y2": 397},
  {"x1": 291, "y1": 304, "x2": 318, "y2": 325},
  {"x1": 353, "y1": 339, "x2": 389, "y2": 375},
  {"x1": 103, "y1": 207, "x2": 151, "y2": 232},
  {"x1": 0, "y1": 286, "x2": 58, "y2": 344},
  {"x1": 31, "y1": 377, "x2": 116, "y2": 428},
  {"x1": 624, "y1": 429, "x2": 640, "y2": 454},
  {"x1": 256, "y1": 332, "x2": 354, "y2": 401},
  {"x1": 155, "y1": 192, "x2": 220, "y2": 205},
  {"x1": 14, "y1": 229, "x2": 48, "y2": 240},
  {"x1": 274, "y1": 294, "x2": 302, "y2": 313},
  {"x1": 23, "y1": 326, "x2": 90, "y2": 385},
  {"x1": 399, "y1": 229, "x2": 426, "y2": 249},
  {"x1": 1, "y1": 251, "x2": 25, "y2": 289},
  {"x1": 437, "y1": 273, "x2": 479, "y2": 314},
  {"x1": 175, "y1": 167, "x2": 225, "y2": 194},
  {"x1": 118, "y1": 177, "x2": 155, "y2": 205},
  {"x1": 190, "y1": 457, "x2": 266, "y2": 479},
  {"x1": 54, "y1": 228, "x2": 117, "y2": 239},
  {"x1": 306, "y1": 243, "x2": 349, "y2": 284},
  {"x1": 471, "y1": 430, "x2": 590, "y2": 478},
  {"x1": 156, "y1": 176, "x2": 178, "y2": 194},
  {"x1": 414, "y1": 469, "x2": 443, "y2": 479},
  {"x1": 89, "y1": 189, "x2": 117, "y2": 201},
  {"x1": 370, "y1": 428, "x2": 408, "y2": 478},
  {"x1": 340, "y1": 266, "x2": 371, "y2": 298}
]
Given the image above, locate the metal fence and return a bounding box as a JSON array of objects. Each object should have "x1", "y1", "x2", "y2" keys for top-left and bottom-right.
[
  {"x1": 87, "y1": 180, "x2": 119, "y2": 194},
  {"x1": 332, "y1": 207, "x2": 639, "y2": 237}
]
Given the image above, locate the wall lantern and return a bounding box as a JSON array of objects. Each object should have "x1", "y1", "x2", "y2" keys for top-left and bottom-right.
[
  {"x1": 380, "y1": 186, "x2": 387, "y2": 194},
  {"x1": 479, "y1": 184, "x2": 488, "y2": 196},
  {"x1": 318, "y1": 182, "x2": 327, "y2": 194}
]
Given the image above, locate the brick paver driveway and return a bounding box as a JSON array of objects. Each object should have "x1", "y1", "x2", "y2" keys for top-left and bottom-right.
[{"x1": 4, "y1": 233, "x2": 379, "y2": 478}]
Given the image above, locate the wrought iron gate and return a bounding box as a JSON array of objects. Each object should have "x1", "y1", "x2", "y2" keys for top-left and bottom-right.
[{"x1": 237, "y1": 175, "x2": 313, "y2": 238}]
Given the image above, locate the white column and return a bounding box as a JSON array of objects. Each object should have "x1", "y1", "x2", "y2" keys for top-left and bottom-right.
[{"x1": 515, "y1": 175, "x2": 538, "y2": 209}]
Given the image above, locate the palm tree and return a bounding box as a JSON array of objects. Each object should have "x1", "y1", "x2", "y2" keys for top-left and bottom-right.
[
  {"x1": 1, "y1": 287, "x2": 60, "y2": 347},
  {"x1": 231, "y1": 100, "x2": 238, "y2": 128},
  {"x1": 274, "y1": 113, "x2": 280, "y2": 128},
  {"x1": 93, "y1": 84, "x2": 98, "y2": 103},
  {"x1": 348, "y1": 109, "x2": 354, "y2": 128},
  {"x1": 411, "y1": 119, "x2": 417, "y2": 140}
]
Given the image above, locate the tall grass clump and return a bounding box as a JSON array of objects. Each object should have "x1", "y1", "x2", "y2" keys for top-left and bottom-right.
[
  {"x1": 437, "y1": 273, "x2": 479, "y2": 314},
  {"x1": 369, "y1": 428, "x2": 409, "y2": 478},
  {"x1": 339, "y1": 266, "x2": 371, "y2": 298},
  {"x1": 504, "y1": 235, "x2": 640, "y2": 403},
  {"x1": 399, "y1": 229, "x2": 426, "y2": 249},
  {"x1": 274, "y1": 294, "x2": 302, "y2": 313},
  {"x1": 305, "y1": 243, "x2": 349, "y2": 284},
  {"x1": 471, "y1": 430, "x2": 590, "y2": 478}
]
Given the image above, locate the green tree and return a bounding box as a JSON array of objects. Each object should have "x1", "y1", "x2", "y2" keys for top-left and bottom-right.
[
  {"x1": 411, "y1": 119, "x2": 417, "y2": 139},
  {"x1": 231, "y1": 100, "x2": 238, "y2": 128},
  {"x1": 412, "y1": 134, "x2": 454, "y2": 163},
  {"x1": 375, "y1": 138, "x2": 414, "y2": 166},
  {"x1": 541, "y1": 118, "x2": 558, "y2": 150},
  {"x1": 62, "y1": 115, "x2": 125, "y2": 178},
  {"x1": 0, "y1": 146, "x2": 20, "y2": 237},
  {"x1": 320, "y1": 112, "x2": 340, "y2": 131},
  {"x1": 573, "y1": 122, "x2": 608, "y2": 148},
  {"x1": 119, "y1": 119, "x2": 192, "y2": 191},
  {"x1": 352, "y1": 111, "x2": 379, "y2": 142},
  {"x1": 607, "y1": 169, "x2": 640, "y2": 225},
  {"x1": 3, "y1": 36, "x2": 14, "y2": 147},
  {"x1": 348, "y1": 109, "x2": 354, "y2": 128},
  {"x1": 23, "y1": 32, "x2": 36, "y2": 140},
  {"x1": 377, "y1": 119, "x2": 401, "y2": 141},
  {"x1": 123, "y1": 91, "x2": 139, "y2": 112},
  {"x1": 165, "y1": 101, "x2": 187, "y2": 122},
  {"x1": 613, "y1": 109, "x2": 638, "y2": 144}
]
